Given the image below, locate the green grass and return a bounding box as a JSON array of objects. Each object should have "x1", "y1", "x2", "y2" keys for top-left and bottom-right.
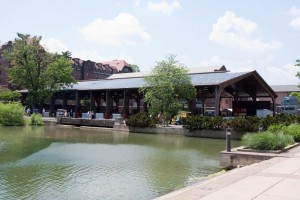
[
  {"x1": 284, "y1": 124, "x2": 300, "y2": 142},
  {"x1": 267, "y1": 124, "x2": 300, "y2": 142},
  {"x1": 242, "y1": 131, "x2": 294, "y2": 150}
]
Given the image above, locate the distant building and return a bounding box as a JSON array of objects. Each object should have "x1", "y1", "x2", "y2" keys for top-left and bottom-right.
[
  {"x1": 71, "y1": 59, "x2": 133, "y2": 81},
  {"x1": 0, "y1": 40, "x2": 133, "y2": 88},
  {"x1": 0, "y1": 41, "x2": 13, "y2": 88},
  {"x1": 280, "y1": 95, "x2": 299, "y2": 114},
  {"x1": 270, "y1": 85, "x2": 300, "y2": 114}
]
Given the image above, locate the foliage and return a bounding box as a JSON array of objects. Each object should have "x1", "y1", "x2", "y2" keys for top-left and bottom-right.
[
  {"x1": 0, "y1": 88, "x2": 21, "y2": 103},
  {"x1": 80, "y1": 96, "x2": 91, "y2": 110},
  {"x1": 292, "y1": 59, "x2": 300, "y2": 100},
  {"x1": 129, "y1": 64, "x2": 140, "y2": 72},
  {"x1": 242, "y1": 131, "x2": 294, "y2": 150},
  {"x1": 229, "y1": 116, "x2": 260, "y2": 132},
  {"x1": 29, "y1": 113, "x2": 44, "y2": 126},
  {"x1": 125, "y1": 112, "x2": 153, "y2": 128},
  {"x1": 267, "y1": 124, "x2": 286, "y2": 133},
  {"x1": 181, "y1": 114, "x2": 300, "y2": 133},
  {"x1": 0, "y1": 102, "x2": 25, "y2": 126},
  {"x1": 171, "y1": 111, "x2": 189, "y2": 125},
  {"x1": 260, "y1": 114, "x2": 299, "y2": 130},
  {"x1": 284, "y1": 124, "x2": 300, "y2": 142},
  {"x1": 141, "y1": 55, "x2": 196, "y2": 126},
  {"x1": 267, "y1": 123, "x2": 300, "y2": 142},
  {"x1": 182, "y1": 115, "x2": 224, "y2": 132},
  {"x1": 4, "y1": 33, "x2": 76, "y2": 110}
]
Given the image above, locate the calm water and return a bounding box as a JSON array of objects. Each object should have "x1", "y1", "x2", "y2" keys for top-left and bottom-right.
[{"x1": 0, "y1": 126, "x2": 240, "y2": 200}]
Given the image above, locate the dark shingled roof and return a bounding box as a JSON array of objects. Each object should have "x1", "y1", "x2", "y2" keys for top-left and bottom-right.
[
  {"x1": 270, "y1": 85, "x2": 300, "y2": 92},
  {"x1": 66, "y1": 71, "x2": 249, "y2": 91}
]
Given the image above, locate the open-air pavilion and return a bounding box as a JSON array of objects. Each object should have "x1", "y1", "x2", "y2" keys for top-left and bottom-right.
[{"x1": 39, "y1": 66, "x2": 277, "y2": 119}]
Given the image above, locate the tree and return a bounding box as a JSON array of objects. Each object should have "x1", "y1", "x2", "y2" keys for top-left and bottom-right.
[
  {"x1": 4, "y1": 33, "x2": 76, "y2": 110},
  {"x1": 0, "y1": 87, "x2": 21, "y2": 103},
  {"x1": 129, "y1": 64, "x2": 140, "y2": 72},
  {"x1": 292, "y1": 59, "x2": 300, "y2": 100},
  {"x1": 141, "y1": 55, "x2": 196, "y2": 126},
  {"x1": 62, "y1": 51, "x2": 72, "y2": 60}
]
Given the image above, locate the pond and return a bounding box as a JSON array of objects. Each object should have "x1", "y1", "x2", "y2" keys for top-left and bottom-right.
[{"x1": 0, "y1": 126, "x2": 240, "y2": 200}]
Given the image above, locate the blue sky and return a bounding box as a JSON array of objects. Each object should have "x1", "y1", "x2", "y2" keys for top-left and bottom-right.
[{"x1": 1, "y1": 0, "x2": 300, "y2": 85}]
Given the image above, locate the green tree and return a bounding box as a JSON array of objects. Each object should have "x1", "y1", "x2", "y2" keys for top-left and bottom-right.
[
  {"x1": 130, "y1": 64, "x2": 140, "y2": 72},
  {"x1": 4, "y1": 33, "x2": 76, "y2": 110},
  {"x1": 141, "y1": 55, "x2": 196, "y2": 126},
  {"x1": 292, "y1": 59, "x2": 300, "y2": 100},
  {"x1": 0, "y1": 88, "x2": 21, "y2": 103}
]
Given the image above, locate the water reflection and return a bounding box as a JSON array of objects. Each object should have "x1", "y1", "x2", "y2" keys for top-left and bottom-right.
[{"x1": 0, "y1": 126, "x2": 240, "y2": 199}]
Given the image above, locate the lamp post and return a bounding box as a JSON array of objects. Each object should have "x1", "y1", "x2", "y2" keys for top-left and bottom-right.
[{"x1": 226, "y1": 127, "x2": 231, "y2": 152}]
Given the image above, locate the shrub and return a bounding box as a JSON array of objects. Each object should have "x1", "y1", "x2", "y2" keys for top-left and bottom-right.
[
  {"x1": 29, "y1": 113, "x2": 44, "y2": 126},
  {"x1": 126, "y1": 112, "x2": 153, "y2": 128},
  {"x1": 242, "y1": 131, "x2": 294, "y2": 150},
  {"x1": 182, "y1": 115, "x2": 224, "y2": 132},
  {"x1": 267, "y1": 124, "x2": 286, "y2": 133},
  {"x1": 230, "y1": 116, "x2": 260, "y2": 132},
  {"x1": 0, "y1": 102, "x2": 25, "y2": 126},
  {"x1": 261, "y1": 114, "x2": 298, "y2": 130},
  {"x1": 284, "y1": 124, "x2": 300, "y2": 142}
]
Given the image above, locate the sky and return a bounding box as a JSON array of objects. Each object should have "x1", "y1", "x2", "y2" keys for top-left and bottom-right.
[{"x1": 1, "y1": 0, "x2": 300, "y2": 85}]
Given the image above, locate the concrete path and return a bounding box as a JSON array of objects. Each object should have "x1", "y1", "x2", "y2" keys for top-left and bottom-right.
[{"x1": 156, "y1": 145, "x2": 300, "y2": 200}]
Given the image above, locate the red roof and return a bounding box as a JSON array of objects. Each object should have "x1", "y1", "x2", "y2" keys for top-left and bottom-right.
[{"x1": 101, "y1": 60, "x2": 129, "y2": 72}]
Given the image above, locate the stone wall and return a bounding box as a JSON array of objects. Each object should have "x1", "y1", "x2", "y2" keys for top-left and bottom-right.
[
  {"x1": 184, "y1": 130, "x2": 244, "y2": 140},
  {"x1": 57, "y1": 117, "x2": 115, "y2": 128},
  {"x1": 129, "y1": 126, "x2": 244, "y2": 139},
  {"x1": 220, "y1": 150, "x2": 273, "y2": 168},
  {"x1": 129, "y1": 126, "x2": 186, "y2": 135}
]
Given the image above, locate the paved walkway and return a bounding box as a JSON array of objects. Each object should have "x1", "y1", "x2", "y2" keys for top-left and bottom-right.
[{"x1": 156, "y1": 145, "x2": 300, "y2": 200}]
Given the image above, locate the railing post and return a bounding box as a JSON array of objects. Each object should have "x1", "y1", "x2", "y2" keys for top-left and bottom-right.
[{"x1": 226, "y1": 127, "x2": 231, "y2": 152}]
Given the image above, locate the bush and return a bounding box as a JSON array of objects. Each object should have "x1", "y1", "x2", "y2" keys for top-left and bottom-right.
[
  {"x1": 267, "y1": 124, "x2": 286, "y2": 133},
  {"x1": 261, "y1": 114, "x2": 298, "y2": 130},
  {"x1": 266, "y1": 124, "x2": 300, "y2": 142},
  {"x1": 126, "y1": 112, "x2": 153, "y2": 128},
  {"x1": 0, "y1": 102, "x2": 25, "y2": 126},
  {"x1": 242, "y1": 131, "x2": 294, "y2": 150},
  {"x1": 284, "y1": 124, "x2": 300, "y2": 142},
  {"x1": 182, "y1": 115, "x2": 224, "y2": 132},
  {"x1": 230, "y1": 116, "x2": 260, "y2": 132},
  {"x1": 29, "y1": 113, "x2": 44, "y2": 126}
]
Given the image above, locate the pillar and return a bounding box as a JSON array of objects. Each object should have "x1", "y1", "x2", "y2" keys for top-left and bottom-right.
[
  {"x1": 62, "y1": 93, "x2": 67, "y2": 109},
  {"x1": 75, "y1": 91, "x2": 80, "y2": 118},
  {"x1": 214, "y1": 86, "x2": 221, "y2": 116},
  {"x1": 188, "y1": 99, "x2": 196, "y2": 114},
  {"x1": 123, "y1": 90, "x2": 129, "y2": 119},
  {"x1": 136, "y1": 98, "x2": 141, "y2": 113},
  {"x1": 105, "y1": 90, "x2": 112, "y2": 119},
  {"x1": 50, "y1": 95, "x2": 55, "y2": 117},
  {"x1": 90, "y1": 91, "x2": 95, "y2": 112},
  {"x1": 272, "y1": 96, "x2": 276, "y2": 116}
]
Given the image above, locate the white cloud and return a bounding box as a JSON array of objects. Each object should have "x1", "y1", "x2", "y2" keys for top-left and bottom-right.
[
  {"x1": 147, "y1": 0, "x2": 181, "y2": 15},
  {"x1": 72, "y1": 50, "x2": 106, "y2": 62},
  {"x1": 289, "y1": 6, "x2": 300, "y2": 16},
  {"x1": 290, "y1": 18, "x2": 300, "y2": 29},
  {"x1": 265, "y1": 63, "x2": 299, "y2": 85},
  {"x1": 199, "y1": 55, "x2": 255, "y2": 72},
  {"x1": 73, "y1": 50, "x2": 134, "y2": 64},
  {"x1": 41, "y1": 38, "x2": 69, "y2": 53},
  {"x1": 133, "y1": 0, "x2": 141, "y2": 7},
  {"x1": 200, "y1": 55, "x2": 299, "y2": 85},
  {"x1": 289, "y1": 6, "x2": 300, "y2": 29},
  {"x1": 80, "y1": 13, "x2": 151, "y2": 45},
  {"x1": 209, "y1": 11, "x2": 281, "y2": 52}
]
